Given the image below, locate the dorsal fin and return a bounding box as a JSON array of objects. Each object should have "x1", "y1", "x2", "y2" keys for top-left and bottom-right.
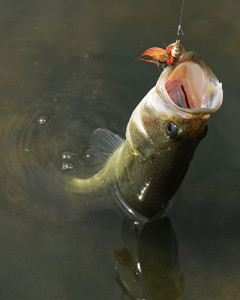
[{"x1": 84, "y1": 129, "x2": 124, "y2": 167}]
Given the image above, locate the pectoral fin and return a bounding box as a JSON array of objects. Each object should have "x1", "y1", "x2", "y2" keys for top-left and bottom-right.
[{"x1": 84, "y1": 129, "x2": 124, "y2": 167}]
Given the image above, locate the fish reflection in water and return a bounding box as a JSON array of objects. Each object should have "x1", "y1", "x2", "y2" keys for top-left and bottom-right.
[{"x1": 112, "y1": 217, "x2": 185, "y2": 300}]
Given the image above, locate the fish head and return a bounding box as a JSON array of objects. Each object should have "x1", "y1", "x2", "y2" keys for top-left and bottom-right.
[
  {"x1": 158, "y1": 51, "x2": 222, "y2": 149},
  {"x1": 127, "y1": 51, "x2": 223, "y2": 159}
]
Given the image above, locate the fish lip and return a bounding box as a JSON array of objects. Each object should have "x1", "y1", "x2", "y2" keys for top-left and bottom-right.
[{"x1": 155, "y1": 56, "x2": 223, "y2": 116}]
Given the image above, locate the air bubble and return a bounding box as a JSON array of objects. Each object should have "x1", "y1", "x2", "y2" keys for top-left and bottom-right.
[
  {"x1": 84, "y1": 153, "x2": 91, "y2": 160},
  {"x1": 38, "y1": 115, "x2": 48, "y2": 125},
  {"x1": 62, "y1": 162, "x2": 74, "y2": 170},
  {"x1": 62, "y1": 151, "x2": 74, "y2": 160}
]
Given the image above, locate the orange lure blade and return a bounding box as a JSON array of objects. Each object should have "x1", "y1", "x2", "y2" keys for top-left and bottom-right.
[{"x1": 138, "y1": 47, "x2": 169, "y2": 70}]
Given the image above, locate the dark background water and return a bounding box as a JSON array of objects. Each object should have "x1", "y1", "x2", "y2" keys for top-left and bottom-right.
[{"x1": 0, "y1": 0, "x2": 239, "y2": 299}]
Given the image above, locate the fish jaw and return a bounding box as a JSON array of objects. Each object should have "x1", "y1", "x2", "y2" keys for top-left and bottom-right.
[{"x1": 156, "y1": 52, "x2": 223, "y2": 117}]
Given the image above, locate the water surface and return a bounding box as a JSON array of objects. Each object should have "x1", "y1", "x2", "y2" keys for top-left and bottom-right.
[{"x1": 0, "y1": 0, "x2": 239, "y2": 299}]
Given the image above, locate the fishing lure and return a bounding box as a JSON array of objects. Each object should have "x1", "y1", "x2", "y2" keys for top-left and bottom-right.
[
  {"x1": 138, "y1": 41, "x2": 186, "y2": 69},
  {"x1": 138, "y1": 0, "x2": 186, "y2": 69}
]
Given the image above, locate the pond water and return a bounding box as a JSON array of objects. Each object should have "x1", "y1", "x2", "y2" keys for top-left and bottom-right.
[{"x1": 0, "y1": 0, "x2": 239, "y2": 299}]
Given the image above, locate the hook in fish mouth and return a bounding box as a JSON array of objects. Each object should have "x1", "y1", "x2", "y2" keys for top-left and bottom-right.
[{"x1": 156, "y1": 53, "x2": 223, "y2": 116}]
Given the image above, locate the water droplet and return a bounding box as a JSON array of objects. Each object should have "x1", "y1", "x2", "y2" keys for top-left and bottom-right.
[
  {"x1": 24, "y1": 148, "x2": 31, "y2": 152},
  {"x1": 84, "y1": 153, "x2": 91, "y2": 159},
  {"x1": 38, "y1": 115, "x2": 48, "y2": 125},
  {"x1": 62, "y1": 162, "x2": 74, "y2": 170},
  {"x1": 62, "y1": 151, "x2": 74, "y2": 160}
]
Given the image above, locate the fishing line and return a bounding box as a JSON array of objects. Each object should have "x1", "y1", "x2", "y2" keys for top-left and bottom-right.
[{"x1": 177, "y1": 0, "x2": 185, "y2": 40}]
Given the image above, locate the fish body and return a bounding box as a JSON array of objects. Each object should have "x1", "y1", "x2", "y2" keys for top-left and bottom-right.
[{"x1": 68, "y1": 51, "x2": 223, "y2": 219}]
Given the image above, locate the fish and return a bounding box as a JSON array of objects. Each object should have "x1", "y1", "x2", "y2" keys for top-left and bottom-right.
[{"x1": 67, "y1": 51, "x2": 223, "y2": 220}]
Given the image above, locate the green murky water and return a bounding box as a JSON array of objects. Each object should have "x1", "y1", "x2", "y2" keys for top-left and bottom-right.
[{"x1": 0, "y1": 0, "x2": 239, "y2": 299}]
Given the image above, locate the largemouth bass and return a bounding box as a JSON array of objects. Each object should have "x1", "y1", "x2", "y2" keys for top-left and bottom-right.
[{"x1": 68, "y1": 51, "x2": 223, "y2": 219}]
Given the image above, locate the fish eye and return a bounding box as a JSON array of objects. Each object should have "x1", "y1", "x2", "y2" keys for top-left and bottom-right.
[{"x1": 166, "y1": 122, "x2": 179, "y2": 139}]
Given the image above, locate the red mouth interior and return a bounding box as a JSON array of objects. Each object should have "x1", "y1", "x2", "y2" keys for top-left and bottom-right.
[
  {"x1": 165, "y1": 62, "x2": 210, "y2": 110},
  {"x1": 165, "y1": 79, "x2": 194, "y2": 108}
]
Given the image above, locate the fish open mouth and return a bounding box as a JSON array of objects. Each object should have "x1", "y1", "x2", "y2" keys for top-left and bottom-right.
[{"x1": 156, "y1": 52, "x2": 223, "y2": 115}]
